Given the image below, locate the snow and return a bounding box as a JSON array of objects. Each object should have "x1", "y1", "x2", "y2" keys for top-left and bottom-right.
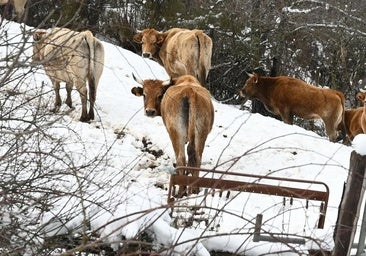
[
  {"x1": 0, "y1": 21, "x2": 360, "y2": 255},
  {"x1": 352, "y1": 134, "x2": 366, "y2": 156}
]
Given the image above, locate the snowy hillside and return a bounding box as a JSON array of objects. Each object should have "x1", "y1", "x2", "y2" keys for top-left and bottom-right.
[{"x1": 0, "y1": 21, "x2": 356, "y2": 255}]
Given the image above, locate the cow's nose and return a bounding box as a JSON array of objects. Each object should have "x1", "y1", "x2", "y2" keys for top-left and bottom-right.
[
  {"x1": 142, "y1": 52, "x2": 152, "y2": 58},
  {"x1": 145, "y1": 109, "x2": 156, "y2": 116}
]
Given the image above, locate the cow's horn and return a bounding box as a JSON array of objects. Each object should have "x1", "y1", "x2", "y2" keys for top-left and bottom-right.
[
  {"x1": 360, "y1": 88, "x2": 366, "y2": 93},
  {"x1": 132, "y1": 73, "x2": 144, "y2": 85},
  {"x1": 245, "y1": 71, "x2": 254, "y2": 77},
  {"x1": 162, "y1": 78, "x2": 172, "y2": 86}
]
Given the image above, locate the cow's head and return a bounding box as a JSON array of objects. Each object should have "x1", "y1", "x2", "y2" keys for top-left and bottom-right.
[
  {"x1": 32, "y1": 29, "x2": 48, "y2": 62},
  {"x1": 239, "y1": 72, "x2": 260, "y2": 102},
  {"x1": 133, "y1": 29, "x2": 165, "y2": 59},
  {"x1": 131, "y1": 75, "x2": 173, "y2": 117}
]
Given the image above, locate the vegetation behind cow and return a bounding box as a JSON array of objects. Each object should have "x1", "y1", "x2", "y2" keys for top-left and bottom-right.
[{"x1": 24, "y1": 0, "x2": 366, "y2": 110}]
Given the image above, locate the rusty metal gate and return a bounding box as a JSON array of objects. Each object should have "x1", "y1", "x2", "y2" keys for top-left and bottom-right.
[{"x1": 167, "y1": 167, "x2": 329, "y2": 242}]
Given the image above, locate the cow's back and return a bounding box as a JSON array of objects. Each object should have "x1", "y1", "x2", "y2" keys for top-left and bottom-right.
[
  {"x1": 160, "y1": 29, "x2": 212, "y2": 86},
  {"x1": 267, "y1": 77, "x2": 344, "y2": 120},
  {"x1": 42, "y1": 28, "x2": 90, "y2": 83},
  {"x1": 161, "y1": 82, "x2": 214, "y2": 136}
]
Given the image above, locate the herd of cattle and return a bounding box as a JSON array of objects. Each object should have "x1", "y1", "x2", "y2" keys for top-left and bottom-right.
[{"x1": 25, "y1": 24, "x2": 366, "y2": 195}]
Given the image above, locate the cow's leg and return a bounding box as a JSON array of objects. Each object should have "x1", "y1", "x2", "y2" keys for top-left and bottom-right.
[
  {"x1": 173, "y1": 61, "x2": 188, "y2": 77},
  {"x1": 187, "y1": 141, "x2": 201, "y2": 194},
  {"x1": 87, "y1": 78, "x2": 96, "y2": 121},
  {"x1": 324, "y1": 119, "x2": 338, "y2": 142},
  {"x1": 168, "y1": 129, "x2": 187, "y2": 197},
  {"x1": 75, "y1": 81, "x2": 88, "y2": 122},
  {"x1": 280, "y1": 110, "x2": 294, "y2": 125},
  {"x1": 65, "y1": 83, "x2": 73, "y2": 109},
  {"x1": 51, "y1": 81, "x2": 61, "y2": 113}
]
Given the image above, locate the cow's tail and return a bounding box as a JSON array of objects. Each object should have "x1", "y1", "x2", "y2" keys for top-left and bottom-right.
[
  {"x1": 84, "y1": 31, "x2": 104, "y2": 119},
  {"x1": 84, "y1": 31, "x2": 97, "y2": 98},
  {"x1": 195, "y1": 30, "x2": 212, "y2": 87},
  {"x1": 183, "y1": 90, "x2": 198, "y2": 168}
]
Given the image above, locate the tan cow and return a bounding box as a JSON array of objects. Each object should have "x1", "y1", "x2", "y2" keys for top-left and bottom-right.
[
  {"x1": 240, "y1": 73, "x2": 347, "y2": 143},
  {"x1": 131, "y1": 75, "x2": 214, "y2": 196},
  {"x1": 344, "y1": 89, "x2": 366, "y2": 140},
  {"x1": 344, "y1": 107, "x2": 363, "y2": 141},
  {"x1": 0, "y1": 0, "x2": 27, "y2": 21},
  {"x1": 357, "y1": 90, "x2": 366, "y2": 134},
  {"x1": 133, "y1": 28, "x2": 213, "y2": 87},
  {"x1": 32, "y1": 27, "x2": 104, "y2": 122}
]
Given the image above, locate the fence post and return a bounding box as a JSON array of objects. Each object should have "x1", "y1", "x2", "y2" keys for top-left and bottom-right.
[{"x1": 333, "y1": 150, "x2": 366, "y2": 256}]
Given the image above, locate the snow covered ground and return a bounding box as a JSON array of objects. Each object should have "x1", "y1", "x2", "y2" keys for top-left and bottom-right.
[{"x1": 0, "y1": 21, "x2": 361, "y2": 255}]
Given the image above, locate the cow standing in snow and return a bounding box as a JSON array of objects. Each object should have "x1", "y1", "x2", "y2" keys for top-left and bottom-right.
[
  {"x1": 240, "y1": 72, "x2": 348, "y2": 143},
  {"x1": 32, "y1": 27, "x2": 105, "y2": 122},
  {"x1": 131, "y1": 75, "x2": 214, "y2": 196},
  {"x1": 133, "y1": 28, "x2": 213, "y2": 87}
]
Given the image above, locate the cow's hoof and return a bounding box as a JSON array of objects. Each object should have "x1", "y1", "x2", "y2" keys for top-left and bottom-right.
[
  {"x1": 51, "y1": 106, "x2": 60, "y2": 113},
  {"x1": 191, "y1": 187, "x2": 200, "y2": 194},
  {"x1": 79, "y1": 116, "x2": 90, "y2": 123}
]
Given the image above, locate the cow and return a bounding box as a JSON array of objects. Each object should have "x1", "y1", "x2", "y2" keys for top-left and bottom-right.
[
  {"x1": 0, "y1": 0, "x2": 27, "y2": 21},
  {"x1": 357, "y1": 90, "x2": 366, "y2": 134},
  {"x1": 131, "y1": 75, "x2": 214, "y2": 196},
  {"x1": 133, "y1": 28, "x2": 213, "y2": 87},
  {"x1": 32, "y1": 27, "x2": 105, "y2": 122},
  {"x1": 343, "y1": 107, "x2": 363, "y2": 141},
  {"x1": 240, "y1": 72, "x2": 347, "y2": 143},
  {"x1": 344, "y1": 89, "x2": 366, "y2": 140}
]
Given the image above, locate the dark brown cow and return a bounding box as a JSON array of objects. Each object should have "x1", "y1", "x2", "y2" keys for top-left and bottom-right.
[
  {"x1": 133, "y1": 28, "x2": 212, "y2": 87},
  {"x1": 240, "y1": 73, "x2": 347, "y2": 143},
  {"x1": 32, "y1": 27, "x2": 104, "y2": 122},
  {"x1": 131, "y1": 75, "x2": 214, "y2": 196}
]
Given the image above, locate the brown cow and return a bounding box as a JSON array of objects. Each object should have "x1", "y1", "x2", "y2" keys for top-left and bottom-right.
[
  {"x1": 32, "y1": 27, "x2": 104, "y2": 122},
  {"x1": 0, "y1": 0, "x2": 27, "y2": 21},
  {"x1": 240, "y1": 73, "x2": 347, "y2": 143},
  {"x1": 344, "y1": 89, "x2": 366, "y2": 140},
  {"x1": 344, "y1": 107, "x2": 363, "y2": 141},
  {"x1": 357, "y1": 90, "x2": 366, "y2": 134},
  {"x1": 345, "y1": 90, "x2": 366, "y2": 140},
  {"x1": 131, "y1": 75, "x2": 214, "y2": 196},
  {"x1": 133, "y1": 28, "x2": 213, "y2": 87}
]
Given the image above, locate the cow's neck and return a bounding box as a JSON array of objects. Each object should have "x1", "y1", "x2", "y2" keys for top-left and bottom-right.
[{"x1": 256, "y1": 77, "x2": 276, "y2": 103}]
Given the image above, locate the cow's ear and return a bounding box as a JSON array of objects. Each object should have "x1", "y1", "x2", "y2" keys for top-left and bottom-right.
[
  {"x1": 33, "y1": 31, "x2": 47, "y2": 41},
  {"x1": 131, "y1": 87, "x2": 143, "y2": 96},
  {"x1": 156, "y1": 33, "x2": 166, "y2": 45},
  {"x1": 133, "y1": 33, "x2": 143, "y2": 43},
  {"x1": 357, "y1": 92, "x2": 365, "y2": 101}
]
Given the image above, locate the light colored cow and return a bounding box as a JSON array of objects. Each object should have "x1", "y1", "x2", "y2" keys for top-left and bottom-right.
[
  {"x1": 131, "y1": 75, "x2": 214, "y2": 196},
  {"x1": 133, "y1": 28, "x2": 213, "y2": 87},
  {"x1": 32, "y1": 27, "x2": 104, "y2": 122}
]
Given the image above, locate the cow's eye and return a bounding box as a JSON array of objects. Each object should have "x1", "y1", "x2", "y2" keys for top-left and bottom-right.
[{"x1": 158, "y1": 94, "x2": 163, "y2": 101}]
